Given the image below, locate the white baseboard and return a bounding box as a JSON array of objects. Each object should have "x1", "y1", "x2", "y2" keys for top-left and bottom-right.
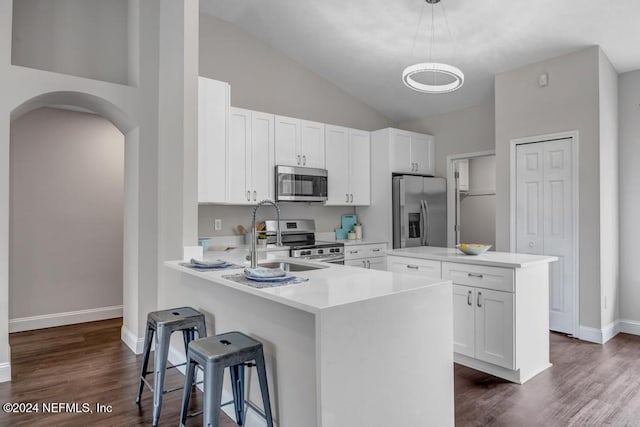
[
  {"x1": 578, "y1": 325, "x2": 605, "y2": 344},
  {"x1": 619, "y1": 319, "x2": 640, "y2": 336},
  {"x1": 0, "y1": 362, "x2": 11, "y2": 383},
  {"x1": 9, "y1": 305, "x2": 123, "y2": 333},
  {"x1": 601, "y1": 320, "x2": 620, "y2": 343},
  {"x1": 121, "y1": 325, "x2": 145, "y2": 355}
]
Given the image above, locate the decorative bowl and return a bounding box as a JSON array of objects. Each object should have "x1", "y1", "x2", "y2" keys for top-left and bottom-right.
[{"x1": 456, "y1": 243, "x2": 491, "y2": 255}]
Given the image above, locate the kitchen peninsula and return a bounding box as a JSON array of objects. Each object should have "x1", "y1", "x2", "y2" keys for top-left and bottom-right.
[{"x1": 163, "y1": 253, "x2": 454, "y2": 426}]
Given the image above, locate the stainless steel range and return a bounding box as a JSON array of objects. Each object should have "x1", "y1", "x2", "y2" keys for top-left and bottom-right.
[{"x1": 264, "y1": 219, "x2": 344, "y2": 264}]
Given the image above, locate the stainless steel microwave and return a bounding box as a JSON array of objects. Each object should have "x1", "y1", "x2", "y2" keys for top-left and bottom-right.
[{"x1": 275, "y1": 165, "x2": 328, "y2": 202}]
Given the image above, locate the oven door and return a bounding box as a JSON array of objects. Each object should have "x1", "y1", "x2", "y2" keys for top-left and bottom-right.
[
  {"x1": 304, "y1": 254, "x2": 344, "y2": 265},
  {"x1": 276, "y1": 165, "x2": 328, "y2": 202}
]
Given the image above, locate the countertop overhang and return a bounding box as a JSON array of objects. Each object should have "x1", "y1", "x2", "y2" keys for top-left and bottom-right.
[{"x1": 387, "y1": 246, "x2": 558, "y2": 268}]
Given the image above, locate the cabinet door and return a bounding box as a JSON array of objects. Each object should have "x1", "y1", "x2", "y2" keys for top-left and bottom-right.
[
  {"x1": 367, "y1": 257, "x2": 386, "y2": 270},
  {"x1": 452, "y1": 285, "x2": 475, "y2": 358},
  {"x1": 390, "y1": 130, "x2": 413, "y2": 173},
  {"x1": 349, "y1": 129, "x2": 370, "y2": 205},
  {"x1": 345, "y1": 259, "x2": 367, "y2": 268},
  {"x1": 300, "y1": 120, "x2": 325, "y2": 168},
  {"x1": 227, "y1": 107, "x2": 251, "y2": 204},
  {"x1": 324, "y1": 125, "x2": 350, "y2": 205},
  {"x1": 251, "y1": 112, "x2": 275, "y2": 202},
  {"x1": 275, "y1": 116, "x2": 300, "y2": 167},
  {"x1": 475, "y1": 288, "x2": 515, "y2": 369},
  {"x1": 198, "y1": 77, "x2": 229, "y2": 203},
  {"x1": 412, "y1": 134, "x2": 435, "y2": 176}
]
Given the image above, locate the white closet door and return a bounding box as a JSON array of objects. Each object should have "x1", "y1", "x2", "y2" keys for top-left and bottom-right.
[
  {"x1": 543, "y1": 139, "x2": 574, "y2": 335},
  {"x1": 516, "y1": 138, "x2": 574, "y2": 334},
  {"x1": 516, "y1": 144, "x2": 544, "y2": 255}
]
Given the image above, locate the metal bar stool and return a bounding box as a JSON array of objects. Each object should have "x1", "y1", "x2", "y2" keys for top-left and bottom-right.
[
  {"x1": 135, "y1": 306, "x2": 207, "y2": 427},
  {"x1": 179, "y1": 331, "x2": 274, "y2": 427}
]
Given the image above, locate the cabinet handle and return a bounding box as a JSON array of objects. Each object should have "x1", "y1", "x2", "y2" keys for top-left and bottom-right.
[
  {"x1": 297, "y1": 154, "x2": 301, "y2": 165},
  {"x1": 407, "y1": 265, "x2": 419, "y2": 270},
  {"x1": 303, "y1": 155, "x2": 307, "y2": 165},
  {"x1": 477, "y1": 291, "x2": 482, "y2": 308},
  {"x1": 246, "y1": 191, "x2": 250, "y2": 201},
  {"x1": 366, "y1": 260, "x2": 371, "y2": 269},
  {"x1": 346, "y1": 193, "x2": 349, "y2": 203},
  {"x1": 350, "y1": 250, "x2": 359, "y2": 254},
  {"x1": 415, "y1": 162, "x2": 419, "y2": 171},
  {"x1": 372, "y1": 249, "x2": 381, "y2": 252},
  {"x1": 467, "y1": 290, "x2": 473, "y2": 306},
  {"x1": 468, "y1": 273, "x2": 484, "y2": 279},
  {"x1": 362, "y1": 260, "x2": 366, "y2": 267},
  {"x1": 253, "y1": 190, "x2": 257, "y2": 201},
  {"x1": 350, "y1": 194, "x2": 353, "y2": 203}
]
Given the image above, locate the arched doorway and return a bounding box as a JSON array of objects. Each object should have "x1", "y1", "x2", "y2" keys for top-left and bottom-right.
[{"x1": 1, "y1": 90, "x2": 150, "y2": 382}]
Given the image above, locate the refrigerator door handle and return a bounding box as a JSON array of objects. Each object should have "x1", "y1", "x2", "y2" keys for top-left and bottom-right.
[
  {"x1": 422, "y1": 199, "x2": 431, "y2": 246},
  {"x1": 419, "y1": 200, "x2": 426, "y2": 246}
]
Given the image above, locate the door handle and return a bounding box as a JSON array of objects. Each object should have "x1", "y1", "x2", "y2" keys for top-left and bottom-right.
[
  {"x1": 407, "y1": 265, "x2": 419, "y2": 270},
  {"x1": 297, "y1": 154, "x2": 301, "y2": 165},
  {"x1": 350, "y1": 194, "x2": 354, "y2": 203},
  {"x1": 366, "y1": 260, "x2": 371, "y2": 269},
  {"x1": 253, "y1": 190, "x2": 257, "y2": 201},
  {"x1": 246, "y1": 191, "x2": 250, "y2": 201},
  {"x1": 362, "y1": 260, "x2": 366, "y2": 268},
  {"x1": 467, "y1": 290, "x2": 473, "y2": 306},
  {"x1": 302, "y1": 155, "x2": 307, "y2": 165},
  {"x1": 346, "y1": 193, "x2": 349, "y2": 203},
  {"x1": 477, "y1": 291, "x2": 482, "y2": 308}
]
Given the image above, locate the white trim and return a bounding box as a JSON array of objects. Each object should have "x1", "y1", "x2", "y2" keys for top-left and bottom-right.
[
  {"x1": 9, "y1": 305, "x2": 123, "y2": 333},
  {"x1": 509, "y1": 130, "x2": 580, "y2": 338},
  {"x1": 121, "y1": 324, "x2": 145, "y2": 355},
  {"x1": 446, "y1": 150, "x2": 496, "y2": 247},
  {"x1": 601, "y1": 320, "x2": 620, "y2": 343},
  {"x1": 578, "y1": 325, "x2": 604, "y2": 344},
  {"x1": 0, "y1": 362, "x2": 11, "y2": 383},
  {"x1": 619, "y1": 319, "x2": 640, "y2": 336}
]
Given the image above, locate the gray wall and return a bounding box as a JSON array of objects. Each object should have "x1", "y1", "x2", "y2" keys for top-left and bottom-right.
[
  {"x1": 11, "y1": 0, "x2": 130, "y2": 85},
  {"x1": 197, "y1": 14, "x2": 393, "y2": 236},
  {"x1": 10, "y1": 107, "x2": 124, "y2": 319},
  {"x1": 398, "y1": 103, "x2": 495, "y2": 177},
  {"x1": 598, "y1": 50, "x2": 619, "y2": 327},
  {"x1": 495, "y1": 46, "x2": 608, "y2": 330},
  {"x1": 619, "y1": 70, "x2": 640, "y2": 325}
]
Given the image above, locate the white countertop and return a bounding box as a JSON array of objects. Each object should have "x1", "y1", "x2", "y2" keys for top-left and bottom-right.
[
  {"x1": 166, "y1": 251, "x2": 449, "y2": 314},
  {"x1": 387, "y1": 246, "x2": 558, "y2": 268}
]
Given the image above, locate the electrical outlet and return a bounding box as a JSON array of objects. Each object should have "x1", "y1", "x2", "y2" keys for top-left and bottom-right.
[
  {"x1": 539, "y1": 73, "x2": 548, "y2": 87},
  {"x1": 214, "y1": 219, "x2": 222, "y2": 231}
]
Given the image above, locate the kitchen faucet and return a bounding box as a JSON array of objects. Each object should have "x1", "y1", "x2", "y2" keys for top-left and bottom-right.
[{"x1": 250, "y1": 200, "x2": 282, "y2": 268}]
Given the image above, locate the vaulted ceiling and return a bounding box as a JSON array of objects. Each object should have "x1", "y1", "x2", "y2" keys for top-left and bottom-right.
[{"x1": 200, "y1": 0, "x2": 640, "y2": 123}]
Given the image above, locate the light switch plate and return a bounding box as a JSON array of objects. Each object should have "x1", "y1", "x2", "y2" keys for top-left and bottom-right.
[
  {"x1": 539, "y1": 73, "x2": 548, "y2": 87},
  {"x1": 214, "y1": 219, "x2": 222, "y2": 230}
]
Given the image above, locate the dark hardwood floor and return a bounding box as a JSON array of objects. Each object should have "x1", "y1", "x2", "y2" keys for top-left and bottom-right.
[{"x1": 1, "y1": 319, "x2": 639, "y2": 426}]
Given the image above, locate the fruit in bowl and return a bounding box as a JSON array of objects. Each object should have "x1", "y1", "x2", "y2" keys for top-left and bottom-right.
[{"x1": 456, "y1": 243, "x2": 491, "y2": 255}]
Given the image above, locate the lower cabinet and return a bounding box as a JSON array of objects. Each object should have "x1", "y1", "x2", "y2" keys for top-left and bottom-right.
[
  {"x1": 452, "y1": 284, "x2": 514, "y2": 369},
  {"x1": 386, "y1": 255, "x2": 550, "y2": 384},
  {"x1": 344, "y1": 243, "x2": 387, "y2": 270}
]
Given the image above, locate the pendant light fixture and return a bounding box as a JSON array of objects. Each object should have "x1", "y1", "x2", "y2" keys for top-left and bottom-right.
[{"x1": 402, "y1": 0, "x2": 464, "y2": 94}]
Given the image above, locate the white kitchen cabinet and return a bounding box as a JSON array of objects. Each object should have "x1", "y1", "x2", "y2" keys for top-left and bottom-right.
[
  {"x1": 275, "y1": 116, "x2": 325, "y2": 168},
  {"x1": 227, "y1": 107, "x2": 275, "y2": 204},
  {"x1": 451, "y1": 284, "x2": 514, "y2": 369},
  {"x1": 344, "y1": 243, "x2": 387, "y2": 270},
  {"x1": 389, "y1": 129, "x2": 435, "y2": 175},
  {"x1": 198, "y1": 77, "x2": 229, "y2": 203},
  {"x1": 384, "y1": 248, "x2": 553, "y2": 384},
  {"x1": 386, "y1": 255, "x2": 441, "y2": 278},
  {"x1": 325, "y1": 125, "x2": 370, "y2": 206}
]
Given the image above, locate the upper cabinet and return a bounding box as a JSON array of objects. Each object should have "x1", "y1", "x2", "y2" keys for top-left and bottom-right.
[
  {"x1": 325, "y1": 125, "x2": 370, "y2": 206},
  {"x1": 275, "y1": 116, "x2": 325, "y2": 168},
  {"x1": 227, "y1": 107, "x2": 275, "y2": 204},
  {"x1": 198, "y1": 77, "x2": 229, "y2": 203},
  {"x1": 389, "y1": 128, "x2": 435, "y2": 175}
]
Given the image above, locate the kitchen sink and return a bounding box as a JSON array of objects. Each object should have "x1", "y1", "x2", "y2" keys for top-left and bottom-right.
[{"x1": 259, "y1": 261, "x2": 328, "y2": 272}]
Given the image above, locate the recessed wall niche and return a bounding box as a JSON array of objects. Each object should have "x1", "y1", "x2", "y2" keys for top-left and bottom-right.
[{"x1": 11, "y1": 0, "x2": 132, "y2": 85}]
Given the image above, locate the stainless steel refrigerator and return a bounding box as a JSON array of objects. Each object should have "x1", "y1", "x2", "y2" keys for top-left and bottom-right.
[{"x1": 392, "y1": 175, "x2": 447, "y2": 249}]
